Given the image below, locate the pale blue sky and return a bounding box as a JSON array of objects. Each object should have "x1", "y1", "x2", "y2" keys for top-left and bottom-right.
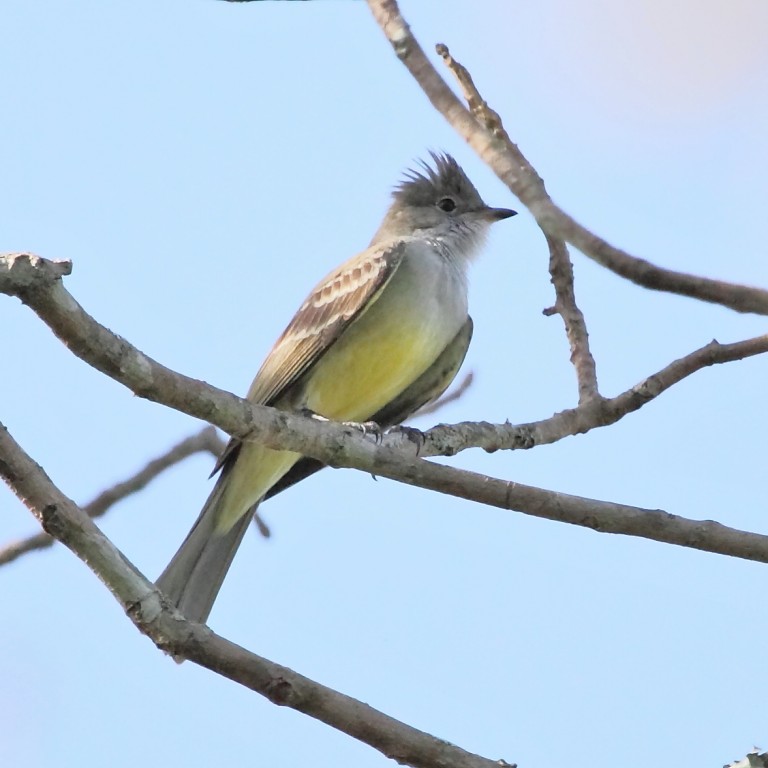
[{"x1": 2, "y1": 2, "x2": 767, "y2": 767}]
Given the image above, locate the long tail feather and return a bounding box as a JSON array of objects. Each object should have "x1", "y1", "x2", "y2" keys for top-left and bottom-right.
[{"x1": 156, "y1": 476, "x2": 253, "y2": 626}]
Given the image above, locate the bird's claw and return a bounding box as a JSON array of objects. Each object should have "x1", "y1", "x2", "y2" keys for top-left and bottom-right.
[
  {"x1": 302, "y1": 410, "x2": 422, "y2": 453},
  {"x1": 386, "y1": 425, "x2": 425, "y2": 456},
  {"x1": 343, "y1": 420, "x2": 384, "y2": 444}
]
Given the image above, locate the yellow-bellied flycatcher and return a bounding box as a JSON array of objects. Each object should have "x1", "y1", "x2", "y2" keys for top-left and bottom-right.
[{"x1": 156, "y1": 153, "x2": 516, "y2": 624}]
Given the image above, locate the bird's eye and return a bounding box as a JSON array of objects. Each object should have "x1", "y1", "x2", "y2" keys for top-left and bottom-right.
[{"x1": 437, "y1": 197, "x2": 457, "y2": 212}]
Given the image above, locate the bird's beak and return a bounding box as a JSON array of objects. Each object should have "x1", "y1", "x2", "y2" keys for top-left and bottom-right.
[{"x1": 476, "y1": 206, "x2": 517, "y2": 222}]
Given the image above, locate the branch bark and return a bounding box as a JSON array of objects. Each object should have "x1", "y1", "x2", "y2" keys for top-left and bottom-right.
[{"x1": 543, "y1": 234, "x2": 601, "y2": 403}]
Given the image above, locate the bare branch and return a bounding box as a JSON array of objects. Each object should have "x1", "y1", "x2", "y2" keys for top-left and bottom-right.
[
  {"x1": 86, "y1": 427, "x2": 224, "y2": 517},
  {"x1": 366, "y1": 445, "x2": 768, "y2": 564},
  {"x1": 0, "y1": 420, "x2": 515, "y2": 768},
  {"x1": 425, "y1": 333, "x2": 768, "y2": 457},
  {"x1": 3, "y1": 252, "x2": 768, "y2": 563},
  {"x1": 0, "y1": 427, "x2": 224, "y2": 566},
  {"x1": 366, "y1": 1, "x2": 768, "y2": 316},
  {"x1": 434, "y1": 43, "x2": 508, "y2": 141},
  {"x1": 544, "y1": 235, "x2": 601, "y2": 402}
]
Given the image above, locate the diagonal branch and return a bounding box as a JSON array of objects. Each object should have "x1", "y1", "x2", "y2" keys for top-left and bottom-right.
[
  {"x1": 365, "y1": 447, "x2": 768, "y2": 564},
  {"x1": 3, "y1": 252, "x2": 768, "y2": 565},
  {"x1": 0, "y1": 420, "x2": 515, "y2": 768},
  {"x1": 366, "y1": 0, "x2": 768, "y2": 316}
]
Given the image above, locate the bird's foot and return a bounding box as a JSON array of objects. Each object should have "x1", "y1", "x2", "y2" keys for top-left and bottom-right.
[
  {"x1": 300, "y1": 409, "x2": 384, "y2": 444},
  {"x1": 342, "y1": 420, "x2": 384, "y2": 444}
]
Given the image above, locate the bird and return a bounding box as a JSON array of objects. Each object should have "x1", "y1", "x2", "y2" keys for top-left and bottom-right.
[{"x1": 156, "y1": 153, "x2": 516, "y2": 625}]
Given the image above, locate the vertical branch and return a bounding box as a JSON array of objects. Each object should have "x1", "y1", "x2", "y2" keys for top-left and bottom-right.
[{"x1": 544, "y1": 235, "x2": 601, "y2": 402}]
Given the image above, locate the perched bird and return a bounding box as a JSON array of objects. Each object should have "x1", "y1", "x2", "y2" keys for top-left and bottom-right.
[{"x1": 156, "y1": 153, "x2": 516, "y2": 624}]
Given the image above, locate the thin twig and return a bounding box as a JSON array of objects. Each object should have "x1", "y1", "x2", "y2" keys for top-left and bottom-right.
[
  {"x1": 0, "y1": 427, "x2": 224, "y2": 566},
  {"x1": 543, "y1": 235, "x2": 600, "y2": 402},
  {"x1": 434, "y1": 43, "x2": 509, "y2": 141},
  {"x1": 366, "y1": 0, "x2": 768, "y2": 316}
]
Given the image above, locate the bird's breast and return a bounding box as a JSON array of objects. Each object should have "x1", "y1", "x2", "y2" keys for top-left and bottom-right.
[{"x1": 300, "y1": 247, "x2": 468, "y2": 422}]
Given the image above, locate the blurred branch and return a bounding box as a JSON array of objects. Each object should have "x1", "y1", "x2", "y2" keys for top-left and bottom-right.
[
  {"x1": 413, "y1": 370, "x2": 474, "y2": 417},
  {"x1": 3, "y1": 253, "x2": 768, "y2": 565},
  {"x1": 0, "y1": 420, "x2": 515, "y2": 768},
  {"x1": 0, "y1": 426, "x2": 224, "y2": 566},
  {"x1": 366, "y1": 0, "x2": 768, "y2": 316}
]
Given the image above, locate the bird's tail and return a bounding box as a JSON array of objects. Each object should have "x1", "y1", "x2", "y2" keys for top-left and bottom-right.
[{"x1": 155, "y1": 474, "x2": 253, "y2": 626}]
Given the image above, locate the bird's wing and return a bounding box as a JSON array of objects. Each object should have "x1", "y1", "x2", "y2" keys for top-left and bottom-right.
[
  {"x1": 262, "y1": 316, "x2": 473, "y2": 500},
  {"x1": 211, "y1": 241, "x2": 407, "y2": 477},
  {"x1": 247, "y1": 240, "x2": 407, "y2": 406}
]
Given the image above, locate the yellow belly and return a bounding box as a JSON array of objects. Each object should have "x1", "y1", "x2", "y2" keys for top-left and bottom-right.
[{"x1": 303, "y1": 316, "x2": 444, "y2": 422}]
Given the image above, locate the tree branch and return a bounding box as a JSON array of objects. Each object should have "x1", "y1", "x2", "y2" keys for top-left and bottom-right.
[
  {"x1": 3, "y1": 252, "x2": 768, "y2": 566},
  {"x1": 0, "y1": 426, "x2": 224, "y2": 566},
  {"x1": 0, "y1": 420, "x2": 515, "y2": 768},
  {"x1": 426, "y1": 332, "x2": 768, "y2": 457},
  {"x1": 544, "y1": 234, "x2": 601, "y2": 403},
  {"x1": 366, "y1": 0, "x2": 768, "y2": 316}
]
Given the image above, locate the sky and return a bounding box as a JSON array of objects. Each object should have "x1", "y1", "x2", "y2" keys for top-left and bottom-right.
[{"x1": 2, "y1": 1, "x2": 768, "y2": 767}]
